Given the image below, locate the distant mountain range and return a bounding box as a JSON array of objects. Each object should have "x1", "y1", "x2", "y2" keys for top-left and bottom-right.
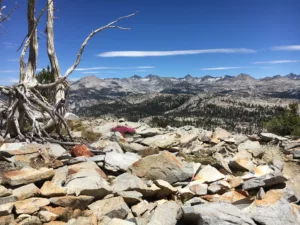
[{"x1": 68, "y1": 72, "x2": 300, "y2": 133}]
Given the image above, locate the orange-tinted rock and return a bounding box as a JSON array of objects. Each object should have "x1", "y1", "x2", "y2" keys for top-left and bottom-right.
[{"x1": 71, "y1": 145, "x2": 94, "y2": 157}]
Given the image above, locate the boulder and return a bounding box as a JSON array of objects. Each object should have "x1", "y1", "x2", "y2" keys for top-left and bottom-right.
[
  {"x1": 243, "y1": 173, "x2": 288, "y2": 190},
  {"x1": 0, "y1": 202, "x2": 14, "y2": 216},
  {"x1": 193, "y1": 165, "x2": 225, "y2": 183},
  {"x1": 238, "y1": 140, "x2": 264, "y2": 157},
  {"x1": 14, "y1": 197, "x2": 50, "y2": 214},
  {"x1": 0, "y1": 185, "x2": 12, "y2": 197},
  {"x1": 140, "y1": 134, "x2": 177, "y2": 149},
  {"x1": 117, "y1": 191, "x2": 142, "y2": 205},
  {"x1": 111, "y1": 173, "x2": 148, "y2": 193},
  {"x1": 148, "y1": 201, "x2": 181, "y2": 225},
  {"x1": 229, "y1": 156, "x2": 254, "y2": 172},
  {"x1": 50, "y1": 196, "x2": 94, "y2": 210},
  {"x1": 104, "y1": 152, "x2": 141, "y2": 172},
  {"x1": 253, "y1": 165, "x2": 273, "y2": 177},
  {"x1": 131, "y1": 201, "x2": 157, "y2": 217},
  {"x1": 65, "y1": 162, "x2": 111, "y2": 198},
  {"x1": 243, "y1": 190, "x2": 300, "y2": 225},
  {"x1": 211, "y1": 128, "x2": 231, "y2": 143},
  {"x1": 182, "y1": 202, "x2": 255, "y2": 225},
  {"x1": 129, "y1": 151, "x2": 192, "y2": 184},
  {"x1": 88, "y1": 196, "x2": 131, "y2": 220},
  {"x1": 12, "y1": 183, "x2": 40, "y2": 200},
  {"x1": 39, "y1": 210, "x2": 58, "y2": 222},
  {"x1": 2, "y1": 167, "x2": 54, "y2": 186},
  {"x1": 260, "y1": 133, "x2": 287, "y2": 141},
  {"x1": 41, "y1": 181, "x2": 66, "y2": 197}
]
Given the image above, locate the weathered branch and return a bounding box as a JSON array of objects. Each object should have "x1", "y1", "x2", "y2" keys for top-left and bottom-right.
[
  {"x1": 37, "y1": 11, "x2": 137, "y2": 89},
  {"x1": 0, "y1": 0, "x2": 19, "y2": 23}
]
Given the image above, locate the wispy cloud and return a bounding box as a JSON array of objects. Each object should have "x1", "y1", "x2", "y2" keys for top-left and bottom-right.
[
  {"x1": 253, "y1": 60, "x2": 300, "y2": 64},
  {"x1": 2, "y1": 42, "x2": 17, "y2": 48},
  {"x1": 76, "y1": 66, "x2": 155, "y2": 71},
  {"x1": 272, "y1": 45, "x2": 300, "y2": 51},
  {"x1": 199, "y1": 66, "x2": 244, "y2": 71},
  {"x1": 82, "y1": 71, "x2": 102, "y2": 74},
  {"x1": 8, "y1": 58, "x2": 19, "y2": 62},
  {"x1": 98, "y1": 48, "x2": 256, "y2": 57},
  {"x1": 0, "y1": 70, "x2": 18, "y2": 73}
]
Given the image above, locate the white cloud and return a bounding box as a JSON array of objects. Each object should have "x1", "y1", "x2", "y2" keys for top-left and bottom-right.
[
  {"x1": 75, "y1": 66, "x2": 155, "y2": 71},
  {"x1": 272, "y1": 45, "x2": 300, "y2": 51},
  {"x1": 253, "y1": 60, "x2": 300, "y2": 64},
  {"x1": 2, "y1": 42, "x2": 17, "y2": 48},
  {"x1": 82, "y1": 71, "x2": 102, "y2": 74},
  {"x1": 199, "y1": 67, "x2": 243, "y2": 71},
  {"x1": 98, "y1": 48, "x2": 256, "y2": 57},
  {"x1": 8, "y1": 58, "x2": 19, "y2": 62},
  {"x1": 0, "y1": 70, "x2": 18, "y2": 73}
]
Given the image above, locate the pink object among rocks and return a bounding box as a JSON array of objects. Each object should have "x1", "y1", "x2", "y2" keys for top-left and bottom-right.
[{"x1": 111, "y1": 125, "x2": 136, "y2": 136}]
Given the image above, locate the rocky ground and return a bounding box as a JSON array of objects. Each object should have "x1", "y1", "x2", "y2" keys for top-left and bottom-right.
[{"x1": 0, "y1": 118, "x2": 300, "y2": 224}]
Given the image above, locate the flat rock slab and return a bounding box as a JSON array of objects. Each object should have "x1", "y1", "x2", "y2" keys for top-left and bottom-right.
[
  {"x1": 140, "y1": 134, "x2": 178, "y2": 149},
  {"x1": 194, "y1": 165, "x2": 225, "y2": 183},
  {"x1": 2, "y1": 167, "x2": 54, "y2": 186},
  {"x1": 104, "y1": 152, "x2": 141, "y2": 172},
  {"x1": 12, "y1": 183, "x2": 40, "y2": 200},
  {"x1": 15, "y1": 197, "x2": 50, "y2": 214},
  {"x1": 148, "y1": 201, "x2": 181, "y2": 225},
  {"x1": 65, "y1": 161, "x2": 111, "y2": 198},
  {"x1": 0, "y1": 202, "x2": 14, "y2": 216},
  {"x1": 182, "y1": 202, "x2": 255, "y2": 225},
  {"x1": 50, "y1": 196, "x2": 94, "y2": 210},
  {"x1": 238, "y1": 140, "x2": 263, "y2": 157},
  {"x1": 88, "y1": 196, "x2": 130, "y2": 220},
  {"x1": 129, "y1": 151, "x2": 192, "y2": 184},
  {"x1": 243, "y1": 173, "x2": 288, "y2": 190},
  {"x1": 243, "y1": 190, "x2": 300, "y2": 225}
]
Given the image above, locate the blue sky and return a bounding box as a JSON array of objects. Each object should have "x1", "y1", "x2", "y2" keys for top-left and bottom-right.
[{"x1": 1, "y1": 0, "x2": 300, "y2": 84}]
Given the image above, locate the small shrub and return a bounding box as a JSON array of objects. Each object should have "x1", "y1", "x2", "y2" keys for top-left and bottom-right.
[
  {"x1": 82, "y1": 129, "x2": 102, "y2": 142},
  {"x1": 264, "y1": 103, "x2": 300, "y2": 137}
]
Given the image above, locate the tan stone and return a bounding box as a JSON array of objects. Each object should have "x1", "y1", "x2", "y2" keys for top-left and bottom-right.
[
  {"x1": 0, "y1": 202, "x2": 14, "y2": 216},
  {"x1": 194, "y1": 165, "x2": 225, "y2": 183},
  {"x1": 0, "y1": 215, "x2": 14, "y2": 225},
  {"x1": 2, "y1": 167, "x2": 54, "y2": 186},
  {"x1": 15, "y1": 197, "x2": 50, "y2": 214},
  {"x1": 50, "y1": 195, "x2": 94, "y2": 210},
  {"x1": 40, "y1": 181, "x2": 66, "y2": 197},
  {"x1": 254, "y1": 165, "x2": 273, "y2": 177},
  {"x1": 0, "y1": 185, "x2": 12, "y2": 197},
  {"x1": 12, "y1": 183, "x2": 40, "y2": 200},
  {"x1": 39, "y1": 210, "x2": 58, "y2": 222}
]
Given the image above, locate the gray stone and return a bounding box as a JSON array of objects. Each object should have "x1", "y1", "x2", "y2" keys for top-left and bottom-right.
[
  {"x1": 65, "y1": 162, "x2": 111, "y2": 198},
  {"x1": 15, "y1": 197, "x2": 50, "y2": 214},
  {"x1": 68, "y1": 155, "x2": 106, "y2": 164},
  {"x1": 256, "y1": 187, "x2": 265, "y2": 200},
  {"x1": 154, "y1": 180, "x2": 177, "y2": 198},
  {"x1": 243, "y1": 190, "x2": 300, "y2": 225},
  {"x1": 272, "y1": 159, "x2": 284, "y2": 172},
  {"x1": 0, "y1": 195, "x2": 17, "y2": 205},
  {"x1": 88, "y1": 196, "x2": 131, "y2": 220},
  {"x1": 109, "y1": 218, "x2": 135, "y2": 225},
  {"x1": 193, "y1": 165, "x2": 225, "y2": 183},
  {"x1": 189, "y1": 183, "x2": 208, "y2": 196},
  {"x1": 105, "y1": 151, "x2": 141, "y2": 172},
  {"x1": 182, "y1": 203, "x2": 255, "y2": 225},
  {"x1": 184, "y1": 197, "x2": 208, "y2": 206},
  {"x1": 50, "y1": 195, "x2": 94, "y2": 210},
  {"x1": 293, "y1": 150, "x2": 300, "y2": 159},
  {"x1": 117, "y1": 191, "x2": 142, "y2": 205},
  {"x1": 238, "y1": 140, "x2": 264, "y2": 157},
  {"x1": 111, "y1": 173, "x2": 148, "y2": 193},
  {"x1": 148, "y1": 201, "x2": 181, "y2": 225},
  {"x1": 129, "y1": 151, "x2": 192, "y2": 184},
  {"x1": 131, "y1": 201, "x2": 157, "y2": 217},
  {"x1": 243, "y1": 172, "x2": 288, "y2": 190},
  {"x1": 140, "y1": 134, "x2": 177, "y2": 149},
  {"x1": 208, "y1": 184, "x2": 222, "y2": 194},
  {"x1": 18, "y1": 216, "x2": 42, "y2": 225},
  {"x1": 260, "y1": 133, "x2": 287, "y2": 141}
]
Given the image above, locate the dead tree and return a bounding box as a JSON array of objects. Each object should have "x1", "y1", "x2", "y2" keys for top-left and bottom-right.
[
  {"x1": 0, "y1": 0, "x2": 19, "y2": 32},
  {"x1": 0, "y1": 0, "x2": 136, "y2": 143}
]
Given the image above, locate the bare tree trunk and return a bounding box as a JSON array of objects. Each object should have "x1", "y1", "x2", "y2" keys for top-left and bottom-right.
[
  {"x1": 22, "y1": 0, "x2": 38, "y2": 83},
  {"x1": 46, "y1": 0, "x2": 64, "y2": 107}
]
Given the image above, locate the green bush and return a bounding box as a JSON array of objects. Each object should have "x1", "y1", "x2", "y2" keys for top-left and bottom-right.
[{"x1": 264, "y1": 103, "x2": 300, "y2": 137}]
